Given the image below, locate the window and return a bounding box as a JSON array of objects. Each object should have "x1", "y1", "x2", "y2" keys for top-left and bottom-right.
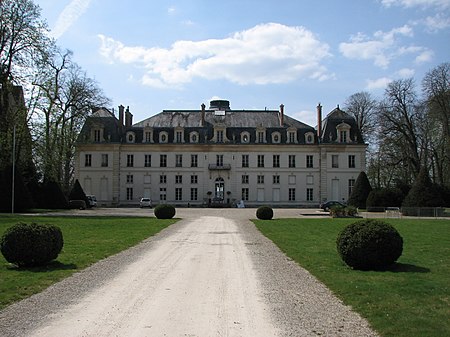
[
  {"x1": 272, "y1": 132, "x2": 281, "y2": 143},
  {"x1": 242, "y1": 154, "x2": 249, "y2": 168},
  {"x1": 273, "y1": 155, "x2": 280, "y2": 168},
  {"x1": 160, "y1": 188, "x2": 167, "y2": 201},
  {"x1": 145, "y1": 131, "x2": 152, "y2": 143},
  {"x1": 340, "y1": 130, "x2": 347, "y2": 143},
  {"x1": 127, "y1": 133, "x2": 135, "y2": 143},
  {"x1": 257, "y1": 131, "x2": 264, "y2": 143},
  {"x1": 175, "y1": 188, "x2": 182, "y2": 201},
  {"x1": 216, "y1": 130, "x2": 224, "y2": 143},
  {"x1": 191, "y1": 154, "x2": 198, "y2": 167},
  {"x1": 190, "y1": 188, "x2": 198, "y2": 201},
  {"x1": 159, "y1": 132, "x2": 168, "y2": 143},
  {"x1": 332, "y1": 155, "x2": 339, "y2": 168},
  {"x1": 242, "y1": 175, "x2": 249, "y2": 184},
  {"x1": 85, "y1": 154, "x2": 92, "y2": 167},
  {"x1": 176, "y1": 154, "x2": 183, "y2": 167},
  {"x1": 176, "y1": 131, "x2": 183, "y2": 143},
  {"x1": 289, "y1": 188, "x2": 296, "y2": 201},
  {"x1": 160, "y1": 175, "x2": 167, "y2": 184},
  {"x1": 348, "y1": 179, "x2": 355, "y2": 197},
  {"x1": 127, "y1": 154, "x2": 134, "y2": 167},
  {"x1": 101, "y1": 154, "x2": 108, "y2": 167},
  {"x1": 216, "y1": 154, "x2": 224, "y2": 167},
  {"x1": 242, "y1": 188, "x2": 249, "y2": 201},
  {"x1": 305, "y1": 132, "x2": 314, "y2": 144},
  {"x1": 145, "y1": 154, "x2": 151, "y2": 167},
  {"x1": 190, "y1": 132, "x2": 198, "y2": 143},
  {"x1": 257, "y1": 155, "x2": 265, "y2": 168},
  {"x1": 273, "y1": 175, "x2": 280, "y2": 184},
  {"x1": 288, "y1": 131, "x2": 296, "y2": 143},
  {"x1": 175, "y1": 175, "x2": 182, "y2": 184},
  {"x1": 348, "y1": 155, "x2": 356, "y2": 168},
  {"x1": 160, "y1": 154, "x2": 167, "y2": 167},
  {"x1": 94, "y1": 129, "x2": 101, "y2": 142},
  {"x1": 307, "y1": 188, "x2": 313, "y2": 201},
  {"x1": 257, "y1": 175, "x2": 264, "y2": 184},
  {"x1": 126, "y1": 187, "x2": 133, "y2": 201},
  {"x1": 289, "y1": 155, "x2": 296, "y2": 168},
  {"x1": 191, "y1": 175, "x2": 198, "y2": 184},
  {"x1": 126, "y1": 174, "x2": 133, "y2": 184},
  {"x1": 241, "y1": 132, "x2": 250, "y2": 143},
  {"x1": 306, "y1": 155, "x2": 313, "y2": 168}
]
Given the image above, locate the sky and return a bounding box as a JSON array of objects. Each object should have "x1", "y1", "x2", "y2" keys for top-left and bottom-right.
[{"x1": 34, "y1": 0, "x2": 450, "y2": 127}]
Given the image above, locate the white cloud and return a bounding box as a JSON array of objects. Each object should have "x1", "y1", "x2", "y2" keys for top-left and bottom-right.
[
  {"x1": 366, "y1": 77, "x2": 393, "y2": 90},
  {"x1": 422, "y1": 13, "x2": 450, "y2": 31},
  {"x1": 338, "y1": 25, "x2": 431, "y2": 68},
  {"x1": 380, "y1": 0, "x2": 450, "y2": 8},
  {"x1": 51, "y1": 0, "x2": 91, "y2": 39},
  {"x1": 415, "y1": 49, "x2": 434, "y2": 63},
  {"x1": 98, "y1": 23, "x2": 332, "y2": 88},
  {"x1": 168, "y1": 6, "x2": 176, "y2": 15},
  {"x1": 396, "y1": 68, "x2": 415, "y2": 77}
]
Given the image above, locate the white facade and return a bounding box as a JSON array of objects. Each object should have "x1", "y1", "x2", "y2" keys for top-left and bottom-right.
[{"x1": 75, "y1": 101, "x2": 366, "y2": 207}]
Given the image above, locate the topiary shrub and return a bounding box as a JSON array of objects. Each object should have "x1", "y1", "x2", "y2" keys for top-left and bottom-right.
[
  {"x1": 0, "y1": 222, "x2": 64, "y2": 267},
  {"x1": 256, "y1": 206, "x2": 273, "y2": 220},
  {"x1": 154, "y1": 204, "x2": 176, "y2": 219},
  {"x1": 347, "y1": 171, "x2": 372, "y2": 209},
  {"x1": 336, "y1": 219, "x2": 403, "y2": 270}
]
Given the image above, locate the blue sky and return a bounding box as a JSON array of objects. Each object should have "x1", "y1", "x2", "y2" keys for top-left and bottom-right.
[{"x1": 35, "y1": 0, "x2": 450, "y2": 126}]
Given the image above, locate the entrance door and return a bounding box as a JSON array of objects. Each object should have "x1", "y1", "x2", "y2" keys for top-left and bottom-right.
[{"x1": 215, "y1": 177, "x2": 224, "y2": 201}]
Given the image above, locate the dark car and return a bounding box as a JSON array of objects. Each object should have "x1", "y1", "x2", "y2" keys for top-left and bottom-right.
[{"x1": 320, "y1": 200, "x2": 345, "y2": 211}]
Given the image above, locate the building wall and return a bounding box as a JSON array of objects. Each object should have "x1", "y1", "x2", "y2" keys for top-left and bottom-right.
[{"x1": 75, "y1": 142, "x2": 366, "y2": 207}]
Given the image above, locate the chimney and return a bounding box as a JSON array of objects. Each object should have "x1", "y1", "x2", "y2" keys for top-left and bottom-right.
[
  {"x1": 279, "y1": 104, "x2": 284, "y2": 127},
  {"x1": 200, "y1": 103, "x2": 206, "y2": 127},
  {"x1": 125, "y1": 106, "x2": 133, "y2": 127},
  {"x1": 118, "y1": 105, "x2": 124, "y2": 127},
  {"x1": 317, "y1": 103, "x2": 322, "y2": 139}
]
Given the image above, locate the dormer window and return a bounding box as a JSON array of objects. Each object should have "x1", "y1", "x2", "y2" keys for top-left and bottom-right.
[
  {"x1": 213, "y1": 126, "x2": 227, "y2": 143},
  {"x1": 241, "y1": 131, "x2": 250, "y2": 143},
  {"x1": 272, "y1": 132, "x2": 281, "y2": 144},
  {"x1": 256, "y1": 128, "x2": 266, "y2": 144},
  {"x1": 159, "y1": 131, "x2": 168, "y2": 143},
  {"x1": 175, "y1": 127, "x2": 184, "y2": 143},
  {"x1": 336, "y1": 122, "x2": 351, "y2": 143},
  {"x1": 126, "y1": 131, "x2": 135, "y2": 143},
  {"x1": 144, "y1": 131, "x2": 153, "y2": 143},
  {"x1": 305, "y1": 132, "x2": 315, "y2": 144},
  {"x1": 94, "y1": 129, "x2": 101, "y2": 142},
  {"x1": 217, "y1": 130, "x2": 224, "y2": 143},
  {"x1": 190, "y1": 131, "x2": 199, "y2": 143},
  {"x1": 287, "y1": 128, "x2": 297, "y2": 144},
  {"x1": 91, "y1": 127, "x2": 103, "y2": 142}
]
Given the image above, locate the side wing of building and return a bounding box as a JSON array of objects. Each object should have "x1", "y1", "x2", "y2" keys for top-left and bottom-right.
[{"x1": 74, "y1": 101, "x2": 366, "y2": 207}]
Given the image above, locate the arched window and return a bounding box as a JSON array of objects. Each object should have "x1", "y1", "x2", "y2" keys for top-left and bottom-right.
[
  {"x1": 241, "y1": 131, "x2": 250, "y2": 143},
  {"x1": 126, "y1": 132, "x2": 135, "y2": 143},
  {"x1": 159, "y1": 131, "x2": 168, "y2": 143},
  {"x1": 272, "y1": 132, "x2": 281, "y2": 143}
]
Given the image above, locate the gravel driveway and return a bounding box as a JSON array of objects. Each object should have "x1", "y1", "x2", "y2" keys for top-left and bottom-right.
[{"x1": 0, "y1": 208, "x2": 378, "y2": 337}]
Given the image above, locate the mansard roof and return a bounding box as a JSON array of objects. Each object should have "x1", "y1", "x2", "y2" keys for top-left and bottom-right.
[
  {"x1": 134, "y1": 109, "x2": 312, "y2": 129},
  {"x1": 320, "y1": 106, "x2": 364, "y2": 144}
]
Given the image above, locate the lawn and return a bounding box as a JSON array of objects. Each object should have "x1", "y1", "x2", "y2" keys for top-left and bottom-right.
[
  {"x1": 254, "y1": 218, "x2": 450, "y2": 337},
  {"x1": 0, "y1": 215, "x2": 176, "y2": 310}
]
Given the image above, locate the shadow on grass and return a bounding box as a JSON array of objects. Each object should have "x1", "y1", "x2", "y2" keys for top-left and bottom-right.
[
  {"x1": 386, "y1": 262, "x2": 430, "y2": 273},
  {"x1": 6, "y1": 261, "x2": 78, "y2": 272}
]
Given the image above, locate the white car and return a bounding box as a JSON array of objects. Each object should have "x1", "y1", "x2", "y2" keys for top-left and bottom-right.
[{"x1": 140, "y1": 198, "x2": 152, "y2": 208}]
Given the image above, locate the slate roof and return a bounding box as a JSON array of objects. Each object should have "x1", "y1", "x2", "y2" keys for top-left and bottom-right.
[{"x1": 320, "y1": 106, "x2": 365, "y2": 144}]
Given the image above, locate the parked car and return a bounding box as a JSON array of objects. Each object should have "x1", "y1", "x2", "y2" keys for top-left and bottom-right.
[
  {"x1": 320, "y1": 200, "x2": 345, "y2": 211},
  {"x1": 86, "y1": 195, "x2": 97, "y2": 207},
  {"x1": 140, "y1": 197, "x2": 152, "y2": 208}
]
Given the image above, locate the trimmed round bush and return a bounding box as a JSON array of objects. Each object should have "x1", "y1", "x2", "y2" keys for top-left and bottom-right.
[
  {"x1": 154, "y1": 204, "x2": 176, "y2": 219},
  {"x1": 256, "y1": 206, "x2": 273, "y2": 220},
  {"x1": 0, "y1": 222, "x2": 64, "y2": 267},
  {"x1": 336, "y1": 219, "x2": 403, "y2": 270}
]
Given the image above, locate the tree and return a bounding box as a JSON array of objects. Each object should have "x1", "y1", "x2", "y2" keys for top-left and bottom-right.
[
  {"x1": 69, "y1": 179, "x2": 89, "y2": 207},
  {"x1": 30, "y1": 48, "x2": 109, "y2": 191},
  {"x1": 422, "y1": 62, "x2": 450, "y2": 187},
  {"x1": 348, "y1": 171, "x2": 372, "y2": 208},
  {"x1": 343, "y1": 91, "x2": 377, "y2": 144},
  {"x1": 377, "y1": 78, "x2": 424, "y2": 184},
  {"x1": 402, "y1": 167, "x2": 444, "y2": 208}
]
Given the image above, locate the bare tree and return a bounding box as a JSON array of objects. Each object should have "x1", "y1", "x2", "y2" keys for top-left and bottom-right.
[
  {"x1": 343, "y1": 91, "x2": 377, "y2": 144},
  {"x1": 422, "y1": 62, "x2": 450, "y2": 187},
  {"x1": 377, "y1": 78, "x2": 423, "y2": 184},
  {"x1": 30, "y1": 47, "x2": 110, "y2": 190}
]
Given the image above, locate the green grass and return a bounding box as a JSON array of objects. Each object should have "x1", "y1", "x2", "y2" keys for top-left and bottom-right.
[
  {"x1": 254, "y1": 218, "x2": 450, "y2": 337},
  {"x1": 0, "y1": 215, "x2": 176, "y2": 310}
]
